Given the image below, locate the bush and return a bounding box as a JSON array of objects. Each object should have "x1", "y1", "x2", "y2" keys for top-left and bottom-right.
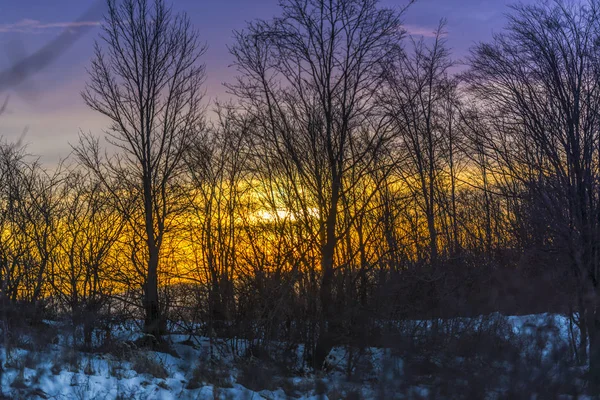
[
  {"x1": 387, "y1": 315, "x2": 583, "y2": 398},
  {"x1": 130, "y1": 352, "x2": 168, "y2": 379},
  {"x1": 186, "y1": 358, "x2": 232, "y2": 389},
  {"x1": 236, "y1": 359, "x2": 279, "y2": 392}
]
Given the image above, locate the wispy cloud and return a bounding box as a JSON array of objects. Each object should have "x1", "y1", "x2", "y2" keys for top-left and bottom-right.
[
  {"x1": 0, "y1": 19, "x2": 101, "y2": 34},
  {"x1": 404, "y1": 24, "x2": 445, "y2": 38}
]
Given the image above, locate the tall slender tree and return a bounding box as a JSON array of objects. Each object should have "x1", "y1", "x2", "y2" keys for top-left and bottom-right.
[
  {"x1": 77, "y1": 0, "x2": 206, "y2": 341},
  {"x1": 382, "y1": 20, "x2": 455, "y2": 263}
]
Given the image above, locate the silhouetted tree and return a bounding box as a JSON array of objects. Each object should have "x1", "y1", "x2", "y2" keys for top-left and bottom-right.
[
  {"x1": 77, "y1": 0, "x2": 206, "y2": 341},
  {"x1": 229, "y1": 0, "x2": 409, "y2": 368},
  {"x1": 465, "y1": 0, "x2": 600, "y2": 388}
]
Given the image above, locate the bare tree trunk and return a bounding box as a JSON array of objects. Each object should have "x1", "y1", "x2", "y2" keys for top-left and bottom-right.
[
  {"x1": 587, "y1": 296, "x2": 600, "y2": 392},
  {"x1": 144, "y1": 245, "x2": 161, "y2": 338},
  {"x1": 316, "y1": 187, "x2": 339, "y2": 368}
]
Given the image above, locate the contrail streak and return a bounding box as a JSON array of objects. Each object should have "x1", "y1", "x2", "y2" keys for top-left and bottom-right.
[{"x1": 0, "y1": 0, "x2": 106, "y2": 92}]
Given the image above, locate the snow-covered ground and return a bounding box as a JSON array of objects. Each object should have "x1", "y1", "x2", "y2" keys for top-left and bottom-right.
[
  {"x1": 0, "y1": 331, "x2": 333, "y2": 400},
  {"x1": 0, "y1": 313, "x2": 583, "y2": 399}
]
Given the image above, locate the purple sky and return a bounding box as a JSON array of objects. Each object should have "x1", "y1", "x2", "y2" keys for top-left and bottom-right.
[{"x1": 0, "y1": 0, "x2": 532, "y2": 163}]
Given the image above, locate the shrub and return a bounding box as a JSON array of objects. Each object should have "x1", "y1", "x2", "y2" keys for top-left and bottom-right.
[
  {"x1": 236, "y1": 359, "x2": 279, "y2": 392},
  {"x1": 186, "y1": 358, "x2": 232, "y2": 389},
  {"x1": 130, "y1": 352, "x2": 168, "y2": 379}
]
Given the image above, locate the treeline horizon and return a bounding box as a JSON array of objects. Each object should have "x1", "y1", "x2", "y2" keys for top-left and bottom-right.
[{"x1": 0, "y1": 0, "x2": 598, "y2": 383}]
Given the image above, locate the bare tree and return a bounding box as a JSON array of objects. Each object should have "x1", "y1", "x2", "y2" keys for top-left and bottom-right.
[
  {"x1": 229, "y1": 0, "x2": 408, "y2": 367},
  {"x1": 183, "y1": 105, "x2": 250, "y2": 338},
  {"x1": 52, "y1": 169, "x2": 124, "y2": 348},
  {"x1": 381, "y1": 20, "x2": 456, "y2": 263},
  {"x1": 76, "y1": 0, "x2": 206, "y2": 341},
  {"x1": 465, "y1": 0, "x2": 600, "y2": 387}
]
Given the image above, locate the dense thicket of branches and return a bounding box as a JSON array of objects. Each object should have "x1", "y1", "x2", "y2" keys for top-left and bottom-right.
[{"x1": 2, "y1": 0, "x2": 600, "y2": 389}]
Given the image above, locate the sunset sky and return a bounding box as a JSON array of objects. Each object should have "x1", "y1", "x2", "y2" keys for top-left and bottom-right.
[{"x1": 0, "y1": 0, "x2": 531, "y2": 163}]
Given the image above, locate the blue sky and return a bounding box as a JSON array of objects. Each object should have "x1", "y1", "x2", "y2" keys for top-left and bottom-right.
[{"x1": 0, "y1": 0, "x2": 532, "y2": 162}]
